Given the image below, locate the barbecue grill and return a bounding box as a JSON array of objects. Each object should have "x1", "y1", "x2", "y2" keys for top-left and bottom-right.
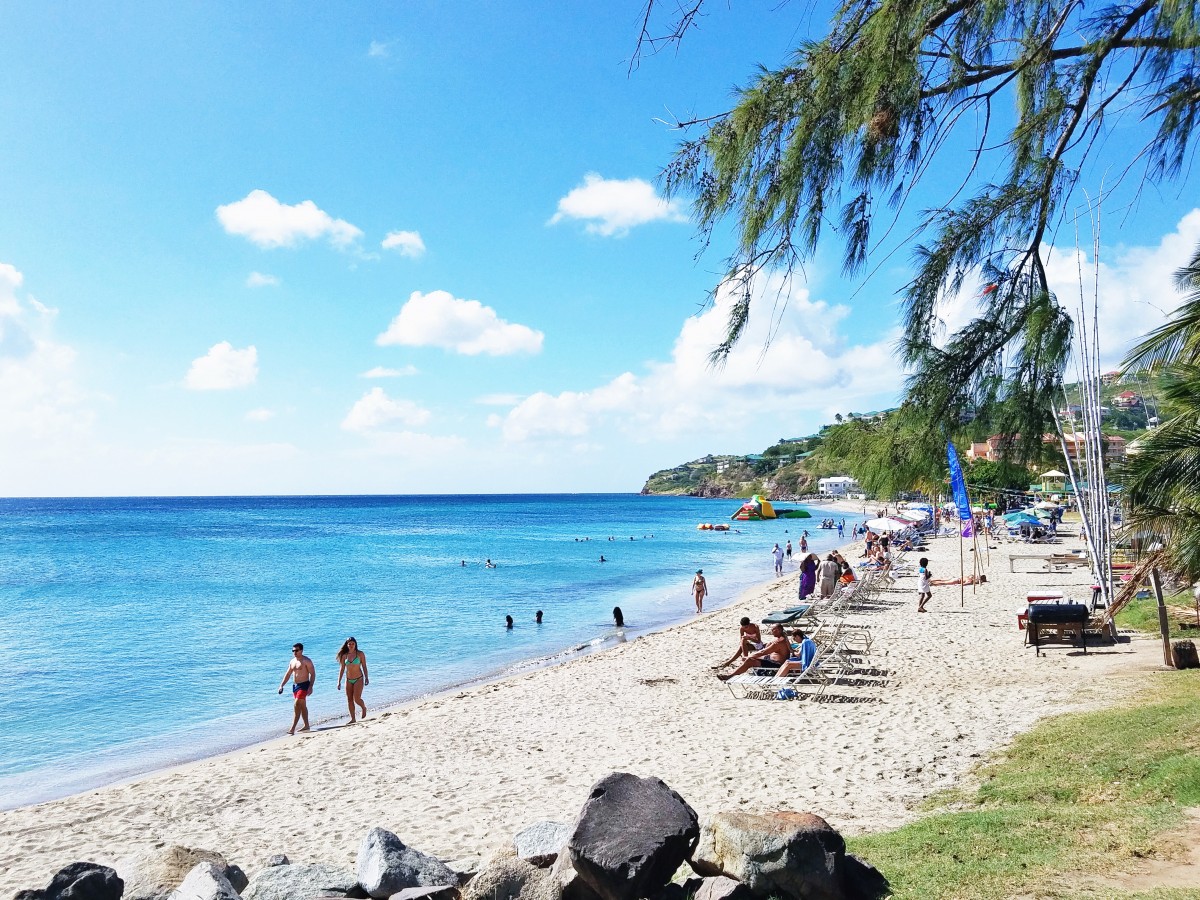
[{"x1": 1026, "y1": 602, "x2": 1090, "y2": 655}]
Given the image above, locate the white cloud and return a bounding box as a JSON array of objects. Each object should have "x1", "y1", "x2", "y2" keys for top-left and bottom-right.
[
  {"x1": 0, "y1": 263, "x2": 24, "y2": 316},
  {"x1": 497, "y1": 271, "x2": 899, "y2": 443},
  {"x1": 549, "y1": 173, "x2": 686, "y2": 237},
  {"x1": 361, "y1": 365, "x2": 419, "y2": 378},
  {"x1": 0, "y1": 262, "x2": 94, "y2": 450},
  {"x1": 475, "y1": 392, "x2": 524, "y2": 406},
  {"x1": 216, "y1": 190, "x2": 363, "y2": 249},
  {"x1": 344, "y1": 430, "x2": 467, "y2": 458},
  {"x1": 368, "y1": 40, "x2": 394, "y2": 58},
  {"x1": 341, "y1": 387, "x2": 431, "y2": 432},
  {"x1": 1045, "y1": 209, "x2": 1200, "y2": 368},
  {"x1": 381, "y1": 230, "x2": 426, "y2": 258},
  {"x1": 929, "y1": 209, "x2": 1200, "y2": 369},
  {"x1": 245, "y1": 407, "x2": 275, "y2": 422},
  {"x1": 376, "y1": 290, "x2": 544, "y2": 356},
  {"x1": 184, "y1": 342, "x2": 258, "y2": 391},
  {"x1": 246, "y1": 272, "x2": 280, "y2": 288}
]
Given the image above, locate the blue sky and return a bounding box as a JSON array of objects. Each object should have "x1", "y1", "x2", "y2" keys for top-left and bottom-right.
[{"x1": 2, "y1": 2, "x2": 1198, "y2": 496}]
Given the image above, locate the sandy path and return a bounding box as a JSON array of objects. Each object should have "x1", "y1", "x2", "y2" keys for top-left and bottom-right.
[{"x1": 0, "y1": 533, "x2": 1163, "y2": 892}]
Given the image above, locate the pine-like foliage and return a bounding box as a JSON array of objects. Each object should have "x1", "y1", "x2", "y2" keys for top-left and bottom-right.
[{"x1": 658, "y1": 0, "x2": 1200, "y2": 460}]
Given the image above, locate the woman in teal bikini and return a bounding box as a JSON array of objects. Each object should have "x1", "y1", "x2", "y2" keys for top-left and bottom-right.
[{"x1": 335, "y1": 637, "x2": 369, "y2": 724}]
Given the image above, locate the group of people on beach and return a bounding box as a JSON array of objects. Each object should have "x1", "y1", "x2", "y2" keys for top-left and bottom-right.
[
  {"x1": 714, "y1": 618, "x2": 817, "y2": 681},
  {"x1": 277, "y1": 638, "x2": 369, "y2": 736}
]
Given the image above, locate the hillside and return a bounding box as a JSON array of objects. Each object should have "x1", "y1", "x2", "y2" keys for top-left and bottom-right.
[{"x1": 639, "y1": 435, "x2": 839, "y2": 497}]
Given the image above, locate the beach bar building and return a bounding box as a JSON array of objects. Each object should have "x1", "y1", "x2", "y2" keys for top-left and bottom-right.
[{"x1": 818, "y1": 475, "x2": 860, "y2": 497}]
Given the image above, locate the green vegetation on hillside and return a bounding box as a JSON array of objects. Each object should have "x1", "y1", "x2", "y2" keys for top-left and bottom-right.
[
  {"x1": 642, "y1": 371, "x2": 1169, "y2": 499},
  {"x1": 848, "y1": 671, "x2": 1200, "y2": 899}
]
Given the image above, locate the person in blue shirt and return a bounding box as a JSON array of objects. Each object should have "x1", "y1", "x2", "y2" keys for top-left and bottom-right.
[{"x1": 775, "y1": 628, "x2": 819, "y2": 677}]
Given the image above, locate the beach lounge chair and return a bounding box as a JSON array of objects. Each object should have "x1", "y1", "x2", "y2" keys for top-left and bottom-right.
[
  {"x1": 724, "y1": 650, "x2": 835, "y2": 700},
  {"x1": 760, "y1": 604, "x2": 814, "y2": 626}
]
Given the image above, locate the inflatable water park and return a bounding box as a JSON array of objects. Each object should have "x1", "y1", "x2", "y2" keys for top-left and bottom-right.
[{"x1": 729, "y1": 495, "x2": 812, "y2": 521}]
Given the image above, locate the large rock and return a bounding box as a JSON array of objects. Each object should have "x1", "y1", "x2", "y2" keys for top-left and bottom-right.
[
  {"x1": 389, "y1": 887, "x2": 459, "y2": 900},
  {"x1": 565, "y1": 773, "x2": 700, "y2": 900},
  {"x1": 692, "y1": 877, "x2": 752, "y2": 900},
  {"x1": 357, "y1": 828, "x2": 458, "y2": 899},
  {"x1": 691, "y1": 811, "x2": 883, "y2": 900},
  {"x1": 122, "y1": 845, "x2": 248, "y2": 899},
  {"x1": 550, "y1": 851, "x2": 598, "y2": 900},
  {"x1": 167, "y1": 862, "x2": 241, "y2": 900},
  {"x1": 461, "y1": 855, "x2": 557, "y2": 900},
  {"x1": 15, "y1": 863, "x2": 124, "y2": 900},
  {"x1": 515, "y1": 822, "x2": 571, "y2": 868},
  {"x1": 840, "y1": 855, "x2": 888, "y2": 900},
  {"x1": 647, "y1": 877, "x2": 701, "y2": 900},
  {"x1": 242, "y1": 863, "x2": 363, "y2": 900}
]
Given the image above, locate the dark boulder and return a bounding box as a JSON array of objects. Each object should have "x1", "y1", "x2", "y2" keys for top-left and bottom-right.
[
  {"x1": 18, "y1": 863, "x2": 124, "y2": 900},
  {"x1": 841, "y1": 855, "x2": 889, "y2": 900},
  {"x1": 565, "y1": 772, "x2": 700, "y2": 900}
]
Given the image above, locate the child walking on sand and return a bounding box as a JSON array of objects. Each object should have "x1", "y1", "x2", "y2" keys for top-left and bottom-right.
[{"x1": 917, "y1": 557, "x2": 931, "y2": 612}]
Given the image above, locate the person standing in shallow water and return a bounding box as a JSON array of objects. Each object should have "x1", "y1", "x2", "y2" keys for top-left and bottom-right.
[
  {"x1": 692, "y1": 569, "x2": 708, "y2": 612},
  {"x1": 335, "y1": 637, "x2": 369, "y2": 724},
  {"x1": 278, "y1": 642, "x2": 316, "y2": 736}
]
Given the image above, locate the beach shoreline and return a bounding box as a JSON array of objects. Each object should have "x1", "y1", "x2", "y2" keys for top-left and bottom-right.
[{"x1": 0, "y1": 531, "x2": 1164, "y2": 893}]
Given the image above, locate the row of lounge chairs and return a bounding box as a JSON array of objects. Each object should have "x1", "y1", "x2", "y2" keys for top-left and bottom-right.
[{"x1": 722, "y1": 573, "x2": 890, "y2": 701}]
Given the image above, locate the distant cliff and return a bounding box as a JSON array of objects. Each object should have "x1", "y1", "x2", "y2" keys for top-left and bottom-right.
[{"x1": 640, "y1": 455, "x2": 817, "y2": 498}]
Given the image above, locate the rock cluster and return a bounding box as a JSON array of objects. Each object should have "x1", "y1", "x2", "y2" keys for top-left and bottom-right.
[{"x1": 11, "y1": 773, "x2": 887, "y2": 900}]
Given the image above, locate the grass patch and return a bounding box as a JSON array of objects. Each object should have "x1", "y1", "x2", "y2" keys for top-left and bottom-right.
[
  {"x1": 847, "y1": 671, "x2": 1200, "y2": 899},
  {"x1": 1116, "y1": 592, "x2": 1200, "y2": 641}
]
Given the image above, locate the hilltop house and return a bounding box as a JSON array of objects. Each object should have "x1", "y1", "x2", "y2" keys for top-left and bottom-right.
[
  {"x1": 818, "y1": 475, "x2": 861, "y2": 496},
  {"x1": 965, "y1": 434, "x2": 1019, "y2": 462},
  {"x1": 1043, "y1": 432, "x2": 1127, "y2": 462},
  {"x1": 1113, "y1": 391, "x2": 1142, "y2": 409}
]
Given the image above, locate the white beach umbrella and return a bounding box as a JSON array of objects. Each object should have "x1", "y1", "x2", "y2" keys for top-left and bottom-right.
[
  {"x1": 865, "y1": 517, "x2": 909, "y2": 531},
  {"x1": 895, "y1": 510, "x2": 927, "y2": 522},
  {"x1": 1035, "y1": 501, "x2": 1059, "y2": 510}
]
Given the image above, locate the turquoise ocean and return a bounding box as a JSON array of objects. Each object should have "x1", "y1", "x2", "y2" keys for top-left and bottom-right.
[{"x1": 0, "y1": 494, "x2": 848, "y2": 809}]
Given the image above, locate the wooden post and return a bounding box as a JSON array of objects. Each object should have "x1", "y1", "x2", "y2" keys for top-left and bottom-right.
[
  {"x1": 959, "y1": 524, "x2": 966, "y2": 608},
  {"x1": 1150, "y1": 568, "x2": 1174, "y2": 668}
]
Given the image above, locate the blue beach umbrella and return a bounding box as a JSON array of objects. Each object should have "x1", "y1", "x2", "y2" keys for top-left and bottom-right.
[{"x1": 1003, "y1": 512, "x2": 1041, "y2": 526}]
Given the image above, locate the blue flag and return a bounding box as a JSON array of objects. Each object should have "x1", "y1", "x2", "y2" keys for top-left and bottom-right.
[{"x1": 946, "y1": 442, "x2": 972, "y2": 522}]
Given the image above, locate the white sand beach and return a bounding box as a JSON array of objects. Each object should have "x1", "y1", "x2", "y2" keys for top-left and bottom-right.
[{"x1": 0, "y1": 532, "x2": 1166, "y2": 892}]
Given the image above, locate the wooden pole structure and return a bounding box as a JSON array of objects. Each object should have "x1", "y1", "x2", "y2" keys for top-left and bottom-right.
[
  {"x1": 959, "y1": 524, "x2": 966, "y2": 608},
  {"x1": 972, "y1": 525, "x2": 983, "y2": 594},
  {"x1": 1150, "y1": 568, "x2": 1174, "y2": 668}
]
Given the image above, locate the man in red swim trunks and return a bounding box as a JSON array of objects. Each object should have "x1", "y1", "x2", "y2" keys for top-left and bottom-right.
[{"x1": 278, "y1": 642, "x2": 316, "y2": 735}]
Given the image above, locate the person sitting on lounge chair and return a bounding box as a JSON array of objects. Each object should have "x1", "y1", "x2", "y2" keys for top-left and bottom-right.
[
  {"x1": 839, "y1": 562, "x2": 857, "y2": 584},
  {"x1": 775, "y1": 628, "x2": 818, "y2": 678},
  {"x1": 717, "y1": 624, "x2": 791, "y2": 680},
  {"x1": 716, "y1": 617, "x2": 765, "y2": 668}
]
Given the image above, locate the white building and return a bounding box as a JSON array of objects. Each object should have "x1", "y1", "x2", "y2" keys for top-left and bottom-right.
[{"x1": 818, "y1": 475, "x2": 860, "y2": 496}]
